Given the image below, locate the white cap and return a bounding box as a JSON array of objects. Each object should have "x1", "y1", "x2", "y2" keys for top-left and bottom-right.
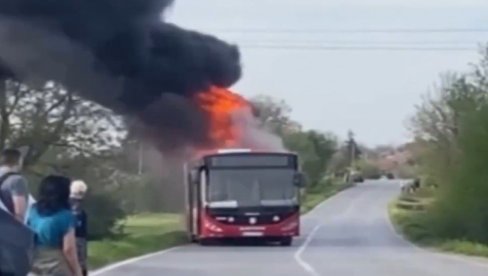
[{"x1": 70, "y1": 180, "x2": 88, "y2": 199}]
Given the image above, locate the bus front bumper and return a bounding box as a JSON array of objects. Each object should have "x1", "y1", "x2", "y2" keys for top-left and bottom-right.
[{"x1": 200, "y1": 214, "x2": 300, "y2": 238}]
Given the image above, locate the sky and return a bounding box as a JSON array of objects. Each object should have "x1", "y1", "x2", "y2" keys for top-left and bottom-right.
[{"x1": 167, "y1": 0, "x2": 488, "y2": 146}]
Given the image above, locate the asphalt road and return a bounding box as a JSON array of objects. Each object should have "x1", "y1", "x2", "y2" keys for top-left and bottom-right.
[{"x1": 94, "y1": 180, "x2": 488, "y2": 276}]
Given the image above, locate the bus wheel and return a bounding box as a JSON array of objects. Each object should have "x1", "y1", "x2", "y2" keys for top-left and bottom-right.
[{"x1": 280, "y1": 237, "x2": 292, "y2": 246}]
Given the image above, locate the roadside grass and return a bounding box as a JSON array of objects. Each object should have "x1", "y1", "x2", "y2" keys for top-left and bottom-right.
[
  {"x1": 388, "y1": 200, "x2": 437, "y2": 245},
  {"x1": 301, "y1": 179, "x2": 354, "y2": 214},
  {"x1": 88, "y1": 213, "x2": 186, "y2": 269},
  {"x1": 389, "y1": 193, "x2": 488, "y2": 258},
  {"x1": 439, "y1": 240, "x2": 488, "y2": 258}
]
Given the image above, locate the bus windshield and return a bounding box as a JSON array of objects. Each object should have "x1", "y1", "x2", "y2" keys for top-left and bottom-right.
[{"x1": 207, "y1": 168, "x2": 298, "y2": 208}]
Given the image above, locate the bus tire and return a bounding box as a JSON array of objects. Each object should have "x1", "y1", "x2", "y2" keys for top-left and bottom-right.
[{"x1": 280, "y1": 237, "x2": 292, "y2": 246}]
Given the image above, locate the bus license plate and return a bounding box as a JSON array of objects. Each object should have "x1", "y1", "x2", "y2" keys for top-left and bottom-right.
[{"x1": 242, "y1": 232, "x2": 263, "y2": 237}]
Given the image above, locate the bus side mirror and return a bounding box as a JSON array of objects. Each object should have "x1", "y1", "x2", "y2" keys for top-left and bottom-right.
[
  {"x1": 294, "y1": 172, "x2": 306, "y2": 188},
  {"x1": 190, "y1": 169, "x2": 199, "y2": 185}
]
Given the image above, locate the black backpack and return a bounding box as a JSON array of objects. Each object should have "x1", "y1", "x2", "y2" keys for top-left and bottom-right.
[{"x1": 0, "y1": 172, "x2": 20, "y2": 214}]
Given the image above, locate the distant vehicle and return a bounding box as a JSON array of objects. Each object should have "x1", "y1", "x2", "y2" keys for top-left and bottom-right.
[
  {"x1": 184, "y1": 149, "x2": 305, "y2": 246},
  {"x1": 386, "y1": 173, "x2": 395, "y2": 179},
  {"x1": 349, "y1": 169, "x2": 364, "y2": 183}
]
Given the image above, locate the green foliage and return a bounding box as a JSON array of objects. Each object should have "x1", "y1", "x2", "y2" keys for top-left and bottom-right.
[
  {"x1": 0, "y1": 79, "x2": 130, "y2": 240},
  {"x1": 356, "y1": 159, "x2": 381, "y2": 179},
  {"x1": 429, "y1": 103, "x2": 488, "y2": 243},
  {"x1": 284, "y1": 130, "x2": 337, "y2": 190},
  {"x1": 88, "y1": 213, "x2": 185, "y2": 269},
  {"x1": 396, "y1": 164, "x2": 417, "y2": 179},
  {"x1": 251, "y1": 95, "x2": 338, "y2": 191},
  {"x1": 410, "y1": 46, "x2": 488, "y2": 245},
  {"x1": 84, "y1": 192, "x2": 126, "y2": 239},
  {"x1": 390, "y1": 198, "x2": 488, "y2": 258},
  {"x1": 389, "y1": 201, "x2": 438, "y2": 244}
]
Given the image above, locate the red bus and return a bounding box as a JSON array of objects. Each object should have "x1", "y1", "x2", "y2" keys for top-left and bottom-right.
[{"x1": 184, "y1": 149, "x2": 305, "y2": 246}]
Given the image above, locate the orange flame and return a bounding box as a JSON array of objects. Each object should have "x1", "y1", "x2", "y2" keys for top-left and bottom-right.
[{"x1": 195, "y1": 86, "x2": 251, "y2": 152}]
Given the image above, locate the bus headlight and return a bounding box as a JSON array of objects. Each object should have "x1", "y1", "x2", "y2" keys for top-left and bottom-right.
[
  {"x1": 272, "y1": 216, "x2": 280, "y2": 222},
  {"x1": 204, "y1": 221, "x2": 223, "y2": 232},
  {"x1": 281, "y1": 221, "x2": 298, "y2": 231},
  {"x1": 228, "y1": 217, "x2": 235, "y2": 223}
]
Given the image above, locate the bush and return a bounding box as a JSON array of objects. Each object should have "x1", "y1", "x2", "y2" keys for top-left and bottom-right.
[
  {"x1": 84, "y1": 192, "x2": 126, "y2": 240},
  {"x1": 356, "y1": 160, "x2": 381, "y2": 179},
  {"x1": 409, "y1": 48, "x2": 488, "y2": 245},
  {"x1": 424, "y1": 88, "x2": 488, "y2": 243}
]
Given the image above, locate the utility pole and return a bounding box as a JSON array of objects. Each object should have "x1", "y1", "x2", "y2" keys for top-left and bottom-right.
[
  {"x1": 347, "y1": 130, "x2": 356, "y2": 168},
  {"x1": 138, "y1": 141, "x2": 144, "y2": 175}
]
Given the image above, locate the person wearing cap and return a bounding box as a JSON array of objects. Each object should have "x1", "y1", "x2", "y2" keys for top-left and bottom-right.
[{"x1": 70, "y1": 180, "x2": 88, "y2": 276}]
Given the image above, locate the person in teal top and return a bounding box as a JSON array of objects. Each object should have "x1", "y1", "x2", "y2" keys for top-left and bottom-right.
[
  {"x1": 26, "y1": 175, "x2": 83, "y2": 276},
  {"x1": 28, "y1": 207, "x2": 74, "y2": 248}
]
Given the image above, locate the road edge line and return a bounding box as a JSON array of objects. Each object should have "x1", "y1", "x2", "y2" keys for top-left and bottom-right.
[
  {"x1": 294, "y1": 223, "x2": 322, "y2": 276},
  {"x1": 385, "y1": 200, "x2": 488, "y2": 269},
  {"x1": 91, "y1": 245, "x2": 186, "y2": 275}
]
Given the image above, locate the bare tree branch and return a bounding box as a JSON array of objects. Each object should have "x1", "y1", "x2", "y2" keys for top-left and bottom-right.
[
  {"x1": 0, "y1": 80, "x2": 9, "y2": 149},
  {"x1": 25, "y1": 92, "x2": 76, "y2": 167}
]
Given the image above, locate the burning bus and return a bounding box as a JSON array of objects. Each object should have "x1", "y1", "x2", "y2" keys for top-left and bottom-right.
[{"x1": 184, "y1": 148, "x2": 305, "y2": 246}]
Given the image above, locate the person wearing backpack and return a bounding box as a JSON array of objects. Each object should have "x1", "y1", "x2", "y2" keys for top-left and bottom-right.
[
  {"x1": 0, "y1": 149, "x2": 35, "y2": 276},
  {"x1": 0, "y1": 148, "x2": 29, "y2": 222}
]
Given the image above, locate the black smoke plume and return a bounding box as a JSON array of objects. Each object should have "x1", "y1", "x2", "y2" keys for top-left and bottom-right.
[{"x1": 0, "y1": 0, "x2": 241, "y2": 151}]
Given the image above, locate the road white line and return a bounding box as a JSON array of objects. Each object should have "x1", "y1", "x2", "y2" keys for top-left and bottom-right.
[
  {"x1": 91, "y1": 245, "x2": 186, "y2": 276},
  {"x1": 294, "y1": 224, "x2": 322, "y2": 276},
  {"x1": 294, "y1": 182, "x2": 360, "y2": 276}
]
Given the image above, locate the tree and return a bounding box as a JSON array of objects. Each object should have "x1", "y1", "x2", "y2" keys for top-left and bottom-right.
[
  {"x1": 251, "y1": 95, "x2": 338, "y2": 189},
  {"x1": 0, "y1": 78, "x2": 130, "y2": 238},
  {"x1": 303, "y1": 130, "x2": 337, "y2": 183},
  {"x1": 0, "y1": 80, "x2": 126, "y2": 169},
  {"x1": 409, "y1": 73, "x2": 485, "y2": 185},
  {"x1": 355, "y1": 159, "x2": 381, "y2": 179},
  {"x1": 409, "y1": 46, "x2": 488, "y2": 243},
  {"x1": 328, "y1": 150, "x2": 350, "y2": 175},
  {"x1": 250, "y1": 95, "x2": 300, "y2": 136}
]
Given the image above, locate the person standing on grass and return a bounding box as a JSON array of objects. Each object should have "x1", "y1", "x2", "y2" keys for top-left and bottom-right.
[
  {"x1": 27, "y1": 175, "x2": 83, "y2": 276},
  {"x1": 70, "y1": 180, "x2": 88, "y2": 276},
  {"x1": 0, "y1": 148, "x2": 29, "y2": 222}
]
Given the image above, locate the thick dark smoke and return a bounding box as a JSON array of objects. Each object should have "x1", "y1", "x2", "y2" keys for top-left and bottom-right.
[{"x1": 0, "y1": 0, "x2": 241, "y2": 151}]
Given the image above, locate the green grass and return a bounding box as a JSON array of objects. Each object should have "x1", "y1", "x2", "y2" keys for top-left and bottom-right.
[
  {"x1": 388, "y1": 200, "x2": 437, "y2": 244},
  {"x1": 389, "y1": 196, "x2": 488, "y2": 258},
  {"x1": 439, "y1": 240, "x2": 488, "y2": 258},
  {"x1": 88, "y1": 213, "x2": 186, "y2": 269}
]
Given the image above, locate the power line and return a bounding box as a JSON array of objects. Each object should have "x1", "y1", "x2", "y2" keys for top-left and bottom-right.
[
  {"x1": 238, "y1": 44, "x2": 477, "y2": 51},
  {"x1": 236, "y1": 40, "x2": 482, "y2": 45},
  {"x1": 211, "y1": 28, "x2": 488, "y2": 34}
]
